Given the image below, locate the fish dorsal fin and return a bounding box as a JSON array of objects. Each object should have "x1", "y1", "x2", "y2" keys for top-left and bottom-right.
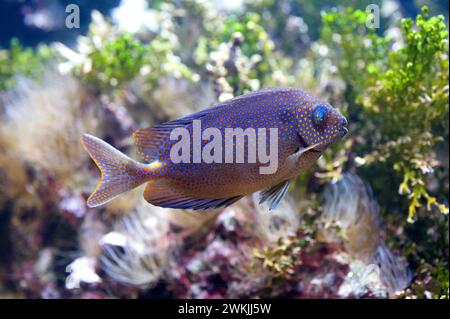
[
  {"x1": 144, "y1": 179, "x2": 243, "y2": 210},
  {"x1": 259, "y1": 180, "x2": 291, "y2": 210},
  {"x1": 132, "y1": 126, "x2": 171, "y2": 163},
  {"x1": 133, "y1": 88, "x2": 295, "y2": 163},
  {"x1": 132, "y1": 108, "x2": 217, "y2": 163}
]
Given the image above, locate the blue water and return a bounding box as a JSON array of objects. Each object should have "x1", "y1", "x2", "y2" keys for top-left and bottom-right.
[{"x1": 0, "y1": 0, "x2": 120, "y2": 48}]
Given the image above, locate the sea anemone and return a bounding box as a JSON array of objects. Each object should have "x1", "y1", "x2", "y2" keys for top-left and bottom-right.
[
  {"x1": 251, "y1": 193, "x2": 301, "y2": 243},
  {"x1": 99, "y1": 198, "x2": 170, "y2": 288},
  {"x1": 321, "y1": 172, "x2": 412, "y2": 294},
  {"x1": 1, "y1": 72, "x2": 104, "y2": 185}
]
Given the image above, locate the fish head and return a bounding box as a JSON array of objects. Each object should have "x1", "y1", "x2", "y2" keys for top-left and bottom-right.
[{"x1": 295, "y1": 101, "x2": 348, "y2": 152}]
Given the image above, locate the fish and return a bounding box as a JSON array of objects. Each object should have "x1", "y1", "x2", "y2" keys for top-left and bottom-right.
[{"x1": 81, "y1": 87, "x2": 348, "y2": 210}]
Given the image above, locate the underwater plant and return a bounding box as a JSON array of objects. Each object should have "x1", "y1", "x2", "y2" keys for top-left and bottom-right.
[
  {"x1": 320, "y1": 6, "x2": 449, "y2": 222},
  {"x1": 0, "y1": 38, "x2": 53, "y2": 91},
  {"x1": 315, "y1": 6, "x2": 448, "y2": 297},
  {"x1": 194, "y1": 10, "x2": 295, "y2": 99},
  {"x1": 56, "y1": 10, "x2": 197, "y2": 94}
]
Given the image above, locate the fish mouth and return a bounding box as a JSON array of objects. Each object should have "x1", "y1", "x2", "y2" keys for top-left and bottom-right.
[{"x1": 298, "y1": 134, "x2": 322, "y2": 154}]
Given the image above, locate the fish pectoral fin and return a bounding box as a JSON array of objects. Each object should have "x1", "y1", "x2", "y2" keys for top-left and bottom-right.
[
  {"x1": 287, "y1": 142, "x2": 322, "y2": 165},
  {"x1": 259, "y1": 180, "x2": 291, "y2": 210},
  {"x1": 144, "y1": 179, "x2": 243, "y2": 210}
]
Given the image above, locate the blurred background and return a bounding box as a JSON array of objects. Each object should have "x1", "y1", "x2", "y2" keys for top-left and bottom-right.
[{"x1": 0, "y1": 0, "x2": 448, "y2": 299}]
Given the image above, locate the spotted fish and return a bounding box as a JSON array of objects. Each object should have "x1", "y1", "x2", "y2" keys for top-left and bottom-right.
[{"x1": 81, "y1": 87, "x2": 348, "y2": 210}]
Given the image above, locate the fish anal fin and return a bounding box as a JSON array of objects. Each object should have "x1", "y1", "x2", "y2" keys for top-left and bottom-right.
[{"x1": 144, "y1": 179, "x2": 243, "y2": 210}]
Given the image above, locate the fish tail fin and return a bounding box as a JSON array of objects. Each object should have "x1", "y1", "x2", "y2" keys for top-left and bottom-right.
[{"x1": 81, "y1": 134, "x2": 153, "y2": 207}]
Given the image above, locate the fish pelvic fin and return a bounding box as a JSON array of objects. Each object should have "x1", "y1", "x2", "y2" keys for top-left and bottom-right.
[
  {"x1": 259, "y1": 179, "x2": 291, "y2": 210},
  {"x1": 81, "y1": 134, "x2": 154, "y2": 207}
]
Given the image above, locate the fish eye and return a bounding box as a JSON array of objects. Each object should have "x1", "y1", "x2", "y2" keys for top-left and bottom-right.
[{"x1": 313, "y1": 106, "x2": 328, "y2": 128}]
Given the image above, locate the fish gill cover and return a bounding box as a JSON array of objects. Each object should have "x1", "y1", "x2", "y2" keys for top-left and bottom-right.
[{"x1": 0, "y1": 0, "x2": 448, "y2": 299}]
